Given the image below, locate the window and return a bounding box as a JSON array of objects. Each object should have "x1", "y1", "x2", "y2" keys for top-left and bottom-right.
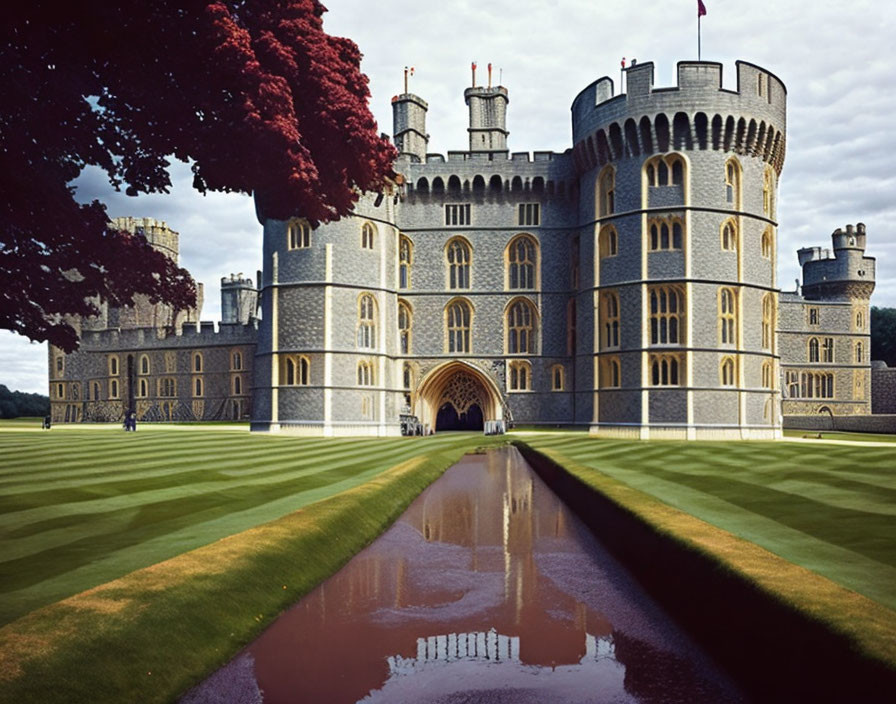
[
  {"x1": 165, "y1": 352, "x2": 176, "y2": 373},
  {"x1": 110, "y1": 380, "x2": 119, "y2": 399},
  {"x1": 808, "y1": 307, "x2": 819, "y2": 326},
  {"x1": 109, "y1": 356, "x2": 119, "y2": 376},
  {"x1": 233, "y1": 375, "x2": 242, "y2": 395},
  {"x1": 508, "y1": 360, "x2": 532, "y2": 391},
  {"x1": 719, "y1": 287, "x2": 737, "y2": 346},
  {"x1": 402, "y1": 362, "x2": 413, "y2": 390},
  {"x1": 758, "y1": 73, "x2": 766, "y2": 98},
  {"x1": 725, "y1": 157, "x2": 742, "y2": 208},
  {"x1": 600, "y1": 290, "x2": 620, "y2": 349},
  {"x1": 599, "y1": 225, "x2": 618, "y2": 259},
  {"x1": 139, "y1": 354, "x2": 150, "y2": 375},
  {"x1": 507, "y1": 235, "x2": 537, "y2": 289},
  {"x1": 762, "y1": 361, "x2": 774, "y2": 389},
  {"x1": 398, "y1": 301, "x2": 412, "y2": 354},
  {"x1": 194, "y1": 378, "x2": 203, "y2": 397},
  {"x1": 799, "y1": 372, "x2": 834, "y2": 398},
  {"x1": 232, "y1": 351, "x2": 242, "y2": 371},
  {"x1": 446, "y1": 238, "x2": 472, "y2": 289},
  {"x1": 720, "y1": 357, "x2": 736, "y2": 386},
  {"x1": 551, "y1": 365, "x2": 565, "y2": 391},
  {"x1": 56, "y1": 383, "x2": 64, "y2": 399},
  {"x1": 357, "y1": 360, "x2": 374, "y2": 387},
  {"x1": 649, "y1": 286, "x2": 683, "y2": 345},
  {"x1": 650, "y1": 354, "x2": 682, "y2": 386},
  {"x1": 721, "y1": 219, "x2": 738, "y2": 251},
  {"x1": 55, "y1": 356, "x2": 63, "y2": 376},
  {"x1": 808, "y1": 337, "x2": 820, "y2": 363},
  {"x1": 761, "y1": 228, "x2": 773, "y2": 259},
  {"x1": 506, "y1": 298, "x2": 537, "y2": 354},
  {"x1": 159, "y1": 377, "x2": 176, "y2": 397},
  {"x1": 137, "y1": 378, "x2": 148, "y2": 398},
  {"x1": 855, "y1": 341, "x2": 864, "y2": 364},
  {"x1": 856, "y1": 310, "x2": 865, "y2": 331},
  {"x1": 287, "y1": 219, "x2": 311, "y2": 249},
  {"x1": 599, "y1": 356, "x2": 621, "y2": 388},
  {"x1": 93, "y1": 382, "x2": 100, "y2": 401},
  {"x1": 763, "y1": 167, "x2": 775, "y2": 217},
  {"x1": 786, "y1": 371, "x2": 799, "y2": 398},
  {"x1": 648, "y1": 216, "x2": 683, "y2": 251},
  {"x1": 193, "y1": 353, "x2": 202, "y2": 373},
  {"x1": 446, "y1": 299, "x2": 472, "y2": 354},
  {"x1": 71, "y1": 383, "x2": 80, "y2": 401},
  {"x1": 284, "y1": 355, "x2": 310, "y2": 386},
  {"x1": 357, "y1": 294, "x2": 377, "y2": 349},
  {"x1": 598, "y1": 166, "x2": 615, "y2": 216},
  {"x1": 399, "y1": 236, "x2": 412, "y2": 289},
  {"x1": 518, "y1": 203, "x2": 540, "y2": 226},
  {"x1": 445, "y1": 204, "x2": 471, "y2": 226},
  {"x1": 822, "y1": 337, "x2": 834, "y2": 363},
  {"x1": 645, "y1": 154, "x2": 685, "y2": 187},
  {"x1": 361, "y1": 221, "x2": 376, "y2": 249},
  {"x1": 762, "y1": 293, "x2": 774, "y2": 351}
]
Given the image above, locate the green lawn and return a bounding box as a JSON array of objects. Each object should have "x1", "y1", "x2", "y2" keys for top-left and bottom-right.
[
  {"x1": 0, "y1": 424, "x2": 490, "y2": 625},
  {"x1": 783, "y1": 428, "x2": 896, "y2": 443},
  {"x1": 519, "y1": 434, "x2": 896, "y2": 610}
]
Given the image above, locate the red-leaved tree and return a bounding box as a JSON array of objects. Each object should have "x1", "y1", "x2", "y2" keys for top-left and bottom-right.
[{"x1": 0, "y1": 1, "x2": 396, "y2": 351}]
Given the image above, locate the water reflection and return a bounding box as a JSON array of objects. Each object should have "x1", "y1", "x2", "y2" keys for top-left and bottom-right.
[{"x1": 186, "y1": 448, "x2": 743, "y2": 704}]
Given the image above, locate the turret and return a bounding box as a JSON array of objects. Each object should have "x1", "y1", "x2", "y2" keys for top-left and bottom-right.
[
  {"x1": 392, "y1": 93, "x2": 429, "y2": 163},
  {"x1": 801, "y1": 224, "x2": 875, "y2": 301},
  {"x1": 464, "y1": 62, "x2": 509, "y2": 153},
  {"x1": 221, "y1": 273, "x2": 258, "y2": 325}
]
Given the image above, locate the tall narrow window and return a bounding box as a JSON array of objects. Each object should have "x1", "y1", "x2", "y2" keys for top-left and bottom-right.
[
  {"x1": 193, "y1": 353, "x2": 203, "y2": 373},
  {"x1": 139, "y1": 355, "x2": 150, "y2": 374},
  {"x1": 446, "y1": 299, "x2": 472, "y2": 354},
  {"x1": 357, "y1": 361, "x2": 374, "y2": 386},
  {"x1": 822, "y1": 337, "x2": 834, "y2": 363},
  {"x1": 599, "y1": 357, "x2": 621, "y2": 388},
  {"x1": 507, "y1": 235, "x2": 537, "y2": 289},
  {"x1": 650, "y1": 354, "x2": 682, "y2": 386},
  {"x1": 508, "y1": 360, "x2": 532, "y2": 391},
  {"x1": 446, "y1": 238, "x2": 472, "y2": 289},
  {"x1": 645, "y1": 154, "x2": 686, "y2": 186},
  {"x1": 110, "y1": 379, "x2": 119, "y2": 399},
  {"x1": 159, "y1": 378, "x2": 176, "y2": 397},
  {"x1": 719, "y1": 287, "x2": 737, "y2": 345},
  {"x1": 856, "y1": 310, "x2": 865, "y2": 331},
  {"x1": 808, "y1": 307, "x2": 819, "y2": 326},
  {"x1": 232, "y1": 351, "x2": 242, "y2": 370},
  {"x1": 720, "y1": 357, "x2": 736, "y2": 386},
  {"x1": 398, "y1": 301, "x2": 412, "y2": 354},
  {"x1": 600, "y1": 290, "x2": 620, "y2": 349},
  {"x1": 598, "y1": 166, "x2": 615, "y2": 216},
  {"x1": 762, "y1": 361, "x2": 773, "y2": 389},
  {"x1": 648, "y1": 216, "x2": 683, "y2": 251},
  {"x1": 721, "y1": 219, "x2": 738, "y2": 251},
  {"x1": 445, "y1": 204, "x2": 471, "y2": 226},
  {"x1": 761, "y1": 293, "x2": 774, "y2": 351},
  {"x1": 809, "y1": 337, "x2": 820, "y2": 363},
  {"x1": 402, "y1": 363, "x2": 413, "y2": 390},
  {"x1": 399, "y1": 236, "x2": 412, "y2": 289},
  {"x1": 599, "y1": 225, "x2": 618, "y2": 259},
  {"x1": 518, "y1": 203, "x2": 540, "y2": 226},
  {"x1": 507, "y1": 298, "x2": 537, "y2": 354},
  {"x1": 194, "y1": 378, "x2": 203, "y2": 397},
  {"x1": 361, "y1": 221, "x2": 376, "y2": 249},
  {"x1": 109, "y1": 356, "x2": 119, "y2": 376},
  {"x1": 761, "y1": 228, "x2": 773, "y2": 259},
  {"x1": 725, "y1": 158, "x2": 742, "y2": 208},
  {"x1": 284, "y1": 356, "x2": 310, "y2": 386},
  {"x1": 551, "y1": 365, "x2": 565, "y2": 391},
  {"x1": 763, "y1": 167, "x2": 775, "y2": 217},
  {"x1": 138, "y1": 378, "x2": 148, "y2": 398},
  {"x1": 55, "y1": 356, "x2": 64, "y2": 376},
  {"x1": 357, "y1": 294, "x2": 377, "y2": 349},
  {"x1": 93, "y1": 382, "x2": 100, "y2": 401},
  {"x1": 287, "y1": 219, "x2": 311, "y2": 249},
  {"x1": 649, "y1": 286, "x2": 683, "y2": 345},
  {"x1": 233, "y1": 375, "x2": 242, "y2": 395},
  {"x1": 855, "y1": 341, "x2": 864, "y2": 363}
]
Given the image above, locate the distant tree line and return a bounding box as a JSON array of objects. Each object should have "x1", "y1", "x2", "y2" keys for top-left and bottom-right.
[
  {"x1": 871, "y1": 307, "x2": 896, "y2": 367},
  {"x1": 0, "y1": 385, "x2": 49, "y2": 418}
]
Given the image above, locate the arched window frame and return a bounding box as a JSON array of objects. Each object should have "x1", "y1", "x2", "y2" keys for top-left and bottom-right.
[
  {"x1": 725, "y1": 157, "x2": 742, "y2": 209},
  {"x1": 399, "y1": 235, "x2": 413, "y2": 289},
  {"x1": 763, "y1": 166, "x2": 776, "y2": 217},
  {"x1": 505, "y1": 234, "x2": 539, "y2": 290},
  {"x1": 193, "y1": 377, "x2": 203, "y2": 397},
  {"x1": 402, "y1": 362, "x2": 414, "y2": 391},
  {"x1": 193, "y1": 352, "x2": 203, "y2": 373},
  {"x1": 550, "y1": 364, "x2": 565, "y2": 391},
  {"x1": 855, "y1": 310, "x2": 865, "y2": 331},
  {"x1": 357, "y1": 293, "x2": 377, "y2": 350},
  {"x1": 361, "y1": 221, "x2": 376, "y2": 250},
  {"x1": 445, "y1": 298, "x2": 473, "y2": 354},
  {"x1": 761, "y1": 361, "x2": 774, "y2": 389},
  {"x1": 647, "y1": 216, "x2": 684, "y2": 251},
  {"x1": 721, "y1": 218, "x2": 738, "y2": 252},
  {"x1": 597, "y1": 165, "x2": 615, "y2": 217},
  {"x1": 761, "y1": 228, "x2": 773, "y2": 259},
  {"x1": 283, "y1": 355, "x2": 310, "y2": 386},
  {"x1": 645, "y1": 153, "x2": 686, "y2": 187},
  {"x1": 137, "y1": 378, "x2": 148, "y2": 398},
  {"x1": 599, "y1": 356, "x2": 621, "y2": 388},
  {"x1": 718, "y1": 287, "x2": 737, "y2": 346},
  {"x1": 398, "y1": 300, "x2": 413, "y2": 355},
  {"x1": 507, "y1": 360, "x2": 532, "y2": 392},
  {"x1": 232, "y1": 375, "x2": 243, "y2": 395},
  {"x1": 110, "y1": 379, "x2": 119, "y2": 399},
  {"x1": 649, "y1": 353, "x2": 683, "y2": 386},
  {"x1": 822, "y1": 337, "x2": 834, "y2": 363},
  {"x1": 600, "y1": 290, "x2": 620, "y2": 349},
  {"x1": 855, "y1": 341, "x2": 864, "y2": 364},
  {"x1": 761, "y1": 293, "x2": 774, "y2": 351},
  {"x1": 648, "y1": 285, "x2": 684, "y2": 345},
  {"x1": 720, "y1": 356, "x2": 736, "y2": 387},
  {"x1": 232, "y1": 350, "x2": 242, "y2": 371},
  {"x1": 357, "y1": 360, "x2": 374, "y2": 387},
  {"x1": 598, "y1": 225, "x2": 619, "y2": 259},
  {"x1": 808, "y1": 337, "x2": 820, "y2": 363},
  {"x1": 799, "y1": 372, "x2": 834, "y2": 399},
  {"x1": 158, "y1": 377, "x2": 177, "y2": 398},
  {"x1": 287, "y1": 219, "x2": 311, "y2": 250},
  {"x1": 139, "y1": 354, "x2": 150, "y2": 375},
  {"x1": 108, "y1": 355, "x2": 119, "y2": 377},
  {"x1": 446, "y1": 237, "x2": 472, "y2": 290},
  {"x1": 505, "y1": 297, "x2": 538, "y2": 355}
]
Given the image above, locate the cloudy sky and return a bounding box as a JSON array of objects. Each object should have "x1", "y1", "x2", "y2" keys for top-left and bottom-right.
[{"x1": 3, "y1": 0, "x2": 894, "y2": 394}]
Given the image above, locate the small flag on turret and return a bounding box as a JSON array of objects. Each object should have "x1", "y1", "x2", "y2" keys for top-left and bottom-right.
[{"x1": 698, "y1": 0, "x2": 707, "y2": 17}]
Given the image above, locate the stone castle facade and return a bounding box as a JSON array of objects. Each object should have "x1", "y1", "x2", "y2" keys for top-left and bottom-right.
[{"x1": 49, "y1": 60, "x2": 881, "y2": 438}]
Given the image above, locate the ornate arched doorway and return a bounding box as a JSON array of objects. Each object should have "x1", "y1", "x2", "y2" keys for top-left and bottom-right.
[{"x1": 415, "y1": 361, "x2": 503, "y2": 433}]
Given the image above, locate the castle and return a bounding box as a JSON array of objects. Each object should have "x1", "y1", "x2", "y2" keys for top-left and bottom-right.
[{"x1": 48, "y1": 59, "x2": 881, "y2": 438}]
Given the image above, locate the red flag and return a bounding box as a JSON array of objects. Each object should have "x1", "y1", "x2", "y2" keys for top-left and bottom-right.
[{"x1": 698, "y1": 0, "x2": 707, "y2": 17}]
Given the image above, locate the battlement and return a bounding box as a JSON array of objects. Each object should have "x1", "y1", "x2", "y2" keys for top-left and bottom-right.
[
  {"x1": 111, "y1": 216, "x2": 179, "y2": 262},
  {"x1": 79, "y1": 319, "x2": 258, "y2": 351},
  {"x1": 799, "y1": 224, "x2": 876, "y2": 301}
]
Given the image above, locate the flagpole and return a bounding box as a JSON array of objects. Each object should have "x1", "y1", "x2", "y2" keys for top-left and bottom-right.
[{"x1": 698, "y1": 14, "x2": 702, "y2": 61}]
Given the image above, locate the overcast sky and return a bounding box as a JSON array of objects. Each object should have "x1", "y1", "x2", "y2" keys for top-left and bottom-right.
[{"x1": 3, "y1": 0, "x2": 894, "y2": 394}]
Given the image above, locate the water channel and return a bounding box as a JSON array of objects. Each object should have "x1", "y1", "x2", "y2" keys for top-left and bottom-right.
[{"x1": 186, "y1": 447, "x2": 745, "y2": 703}]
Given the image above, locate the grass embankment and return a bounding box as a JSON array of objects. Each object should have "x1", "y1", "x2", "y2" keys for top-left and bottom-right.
[
  {"x1": 782, "y1": 428, "x2": 896, "y2": 443},
  {"x1": 0, "y1": 426, "x2": 498, "y2": 704},
  {"x1": 515, "y1": 435, "x2": 896, "y2": 669}
]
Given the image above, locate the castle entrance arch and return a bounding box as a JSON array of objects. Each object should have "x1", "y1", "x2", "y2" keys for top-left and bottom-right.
[{"x1": 415, "y1": 361, "x2": 503, "y2": 433}]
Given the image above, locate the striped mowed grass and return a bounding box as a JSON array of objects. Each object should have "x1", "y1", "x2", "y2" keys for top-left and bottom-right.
[{"x1": 0, "y1": 424, "x2": 491, "y2": 626}]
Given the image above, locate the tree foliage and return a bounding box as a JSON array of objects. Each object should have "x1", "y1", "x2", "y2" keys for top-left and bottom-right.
[
  {"x1": 1, "y1": 1, "x2": 395, "y2": 351},
  {"x1": 0, "y1": 385, "x2": 50, "y2": 419},
  {"x1": 871, "y1": 307, "x2": 896, "y2": 367}
]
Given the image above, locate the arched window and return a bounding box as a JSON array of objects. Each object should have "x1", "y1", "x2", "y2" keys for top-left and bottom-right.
[
  {"x1": 233, "y1": 375, "x2": 242, "y2": 395},
  {"x1": 721, "y1": 219, "x2": 738, "y2": 251},
  {"x1": 822, "y1": 337, "x2": 834, "y2": 363},
  {"x1": 284, "y1": 356, "x2": 310, "y2": 386},
  {"x1": 138, "y1": 378, "x2": 148, "y2": 398},
  {"x1": 54, "y1": 356, "x2": 64, "y2": 377},
  {"x1": 402, "y1": 362, "x2": 413, "y2": 390},
  {"x1": 761, "y1": 228, "x2": 773, "y2": 259},
  {"x1": 598, "y1": 166, "x2": 615, "y2": 216},
  {"x1": 649, "y1": 353, "x2": 682, "y2": 386},
  {"x1": 762, "y1": 361, "x2": 773, "y2": 389},
  {"x1": 357, "y1": 360, "x2": 374, "y2": 387},
  {"x1": 551, "y1": 365, "x2": 565, "y2": 391},
  {"x1": 855, "y1": 342, "x2": 864, "y2": 364},
  {"x1": 109, "y1": 356, "x2": 119, "y2": 376},
  {"x1": 725, "y1": 157, "x2": 742, "y2": 208},
  {"x1": 399, "y1": 236, "x2": 412, "y2": 289},
  {"x1": 194, "y1": 377, "x2": 203, "y2": 397},
  {"x1": 287, "y1": 219, "x2": 310, "y2": 249},
  {"x1": 159, "y1": 377, "x2": 176, "y2": 397},
  {"x1": 398, "y1": 301, "x2": 412, "y2": 355},
  {"x1": 600, "y1": 290, "x2": 620, "y2": 349},
  {"x1": 139, "y1": 354, "x2": 150, "y2": 375},
  {"x1": 856, "y1": 310, "x2": 865, "y2": 331},
  {"x1": 649, "y1": 285, "x2": 683, "y2": 345},
  {"x1": 799, "y1": 372, "x2": 834, "y2": 398},
  {"x1": 506, "y1": 298, "x2": 537, "y2": 354},
  {"x1": 110, "y1": 379, "x2": 119, "y2": 399},
  {"x1": 361, "y1": 221, "x2": 376, "y2": 250},
  {"x1": 446, "y1": 299, "x2": 472, "y2": 353},
  {"x1": 648, "y1": 216, "x2": 684, "y2": 251},
  {"x1": 763, "y1": 167, "x2": 775, "y2": 217},
  {"x1": 599, "y1": 357, "x2": 621, "y2": 388},
  {"x1": 193, "y1": 353, "x2": 203, "y2": 373},
  {"x1": 508, "y1": 360, "x2": 532, "y2": 391},
  {"x1": 719, "y1": 287, "x2": 737, "y2": 345},
  {"x1": 720, "y1": 357, "x2": 736, "y2": 386},
  {"x1": 232, "y1": 351, "x2": 242, "y2": 370},
  {"x1": 645, "y1": 153, "x2": 686, "y2": 187},
  {"x1": 808, "y1": 337, "x2": 820, "y2": 363},
  {"x1": 357, "y1": 294, "x2": 377, "y2": 349},
  {"x1": 598, "y1": 225, "x2": 618, "y2": 259},
  {"x1": 762, "y1": 293, "x2": 774, "y2": 351},
  {"x1": 446, "y1": 237, "x2": 472, "y2": 289},
  {"x1": 506, "y1": 234, "x2": 537, "y2": 289}
]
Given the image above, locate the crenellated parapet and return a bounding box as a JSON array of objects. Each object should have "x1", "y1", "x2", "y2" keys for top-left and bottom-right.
[
  {"x1": 570, "y1": 61, "x2": 786, "y2": 176},
  {"x1": 78, "y1": 319, "x2": 258, "y2": 352},
  {"x1": 800, "y1": 223, "x2": 876, "y2": 301}
]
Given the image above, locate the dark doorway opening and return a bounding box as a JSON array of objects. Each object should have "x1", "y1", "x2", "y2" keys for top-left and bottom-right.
[{"x1": 436, "y1": 402, "x2": 484, "y2": 431}]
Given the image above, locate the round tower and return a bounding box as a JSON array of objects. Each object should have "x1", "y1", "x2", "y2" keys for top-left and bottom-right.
[
  {"x1": 801, "y1": 223, "x2": 875, "y2": 301},
  {"x1": 572, "y1": 60, "x2": 787, "y2": 440}
]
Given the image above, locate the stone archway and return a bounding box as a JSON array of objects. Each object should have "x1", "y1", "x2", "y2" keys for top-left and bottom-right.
[{"x1": 415, "y1": 361, "x2": 503, "y2": 433}]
